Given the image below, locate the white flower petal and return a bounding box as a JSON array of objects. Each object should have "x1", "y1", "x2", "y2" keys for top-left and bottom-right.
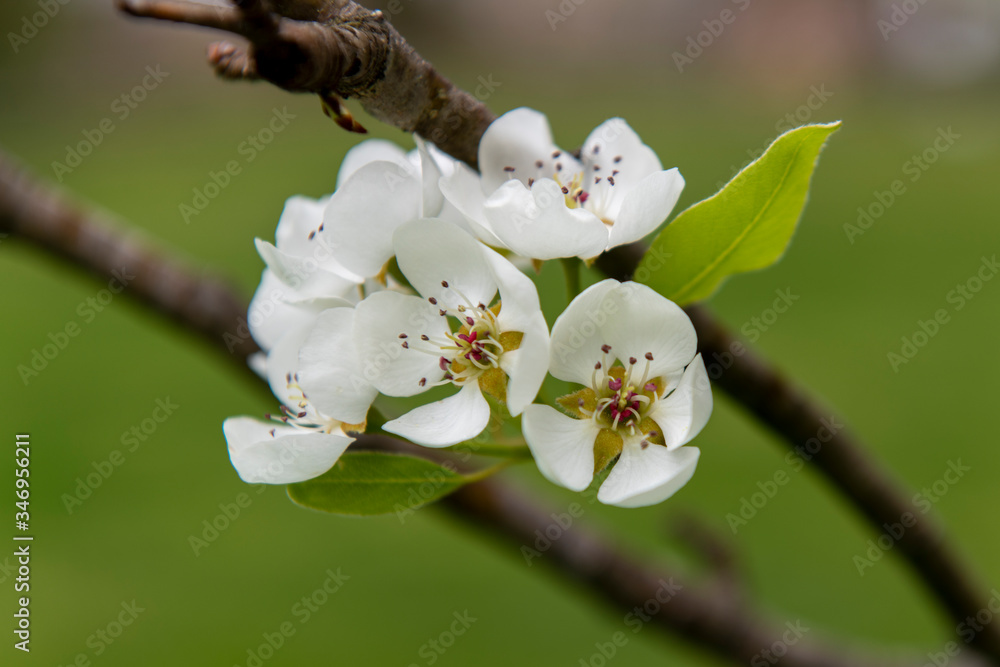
[
  {"x1": 603, "y1": 282, "x2": 697, "y2": 379},
  {"x1": 582, "y1": 118, "x2": 663, "y2": 190},
  {"x1": 392, "y1": 219, "x2": 498, "y2": 310},
  {"x1": 274, "y1": 196, "x2": 326, "y2": 254},
  {"x1": 439, "y1": 163, "x2": 506, "y2": 247},
  {"x1": 522, "y1": 405, "x2": 598, "y2": 492},
  {"x1": 384, "y1": 383, "x2": 491, "y2": 447},
  {"x1": 548, "y1": 279, "x2": 620, "y2": 386},
  {"x1": 597, "y1": 443, "x2": 700, "y2": 508},
  {"x1": 482, "y1": 244, "x2": 542, "y2": 332},
  {"x1": 498, "y1": 312, "x2": 549, "y2": 416},
  {"x1": 264, "y1": 325, "x2": 308, "y2": 408},
  {"x1": 336, "y1": 139, "x2": 411, "y2": 189},
  {"x1": 254, "y1": 238, "x2": 359, "y2": 301},
  {"x1": 298, "y1": 307, "x2": 379, "y2": 424},
  {"x1": 353, "y1": 291, "x2": 448, "y2": 397},
  {"x1": 247, "y1": 270, "x2": 312, "y2": 351},
  {"x1": 479, "y1": 107, "x2": 583, "y2": 195},
  {"x1": 320, "y1": 160, "x2": 423, "y2": 278},
  {"x1": 224, "y1": 417, "x2": 353, "y2": 484},
  {"x1": 648, "y1": 355, "x2": 713, "y2": 450},
  {"x1": 606, "y1": 169, "x2": 685, "y2": 249},
  {"x1": 415, "y1": 136, "x2": 445, "y2": 217},
  {"x1": 483, "y1": 179, "x2": 609, "y2": 260},
  {"x1": 247, "y1": 352, "x2": 268, "y2": 379}
]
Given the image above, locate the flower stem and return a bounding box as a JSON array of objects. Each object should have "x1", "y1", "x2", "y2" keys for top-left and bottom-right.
[
  {"x1": 561, "y1": 257, "x2": 581, "y2": 301},
  {"x1": 450, "y1": 442, "x2": 532, "y2": 460},
  {"x1": 462, "y1": 459, "x2": 519, "y2": 483}
]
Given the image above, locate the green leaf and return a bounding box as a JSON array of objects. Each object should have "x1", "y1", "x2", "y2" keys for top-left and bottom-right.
[
  {"x1": 638, "y1": 122, "x2": 841, "y2": 305},
  {"x1": 286, "y1": 452, "x2": 473, "y2": 517}
]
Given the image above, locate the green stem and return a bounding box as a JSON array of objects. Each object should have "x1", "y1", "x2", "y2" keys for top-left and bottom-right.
[
  {"x1": 561, "y1": 257, "x2": 581, "y2": 301},
  {"x1": 463, "y1": 459, "x2": 518, "y2": 483},
  {"x1": 450, "y1": 442, "x2": 532, "y2": 460}
]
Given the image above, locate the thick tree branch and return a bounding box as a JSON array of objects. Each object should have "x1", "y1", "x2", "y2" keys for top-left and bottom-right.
[
  {"x1": 0, "y1": 151, "x2": 260, "y2": 371},
  {"x1": 1, "y1": 150, "x2": 972, "y2": 667},
  {"x1": 117, "y1": 0, "x2": 495, "y2": 166}
]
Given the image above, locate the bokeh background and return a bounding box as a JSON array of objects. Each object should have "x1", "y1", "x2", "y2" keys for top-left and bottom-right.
[{"x1": 2, "y1": 0, "x2": 1000, "y2": 665}]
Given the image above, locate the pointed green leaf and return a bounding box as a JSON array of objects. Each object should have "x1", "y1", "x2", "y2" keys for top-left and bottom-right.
[
  {"x1": 638, "y1": 122, "x2": 841, "y2": 305},
  {"x1": 287, "y1": 452, "x2": 471, "y2": 517}
]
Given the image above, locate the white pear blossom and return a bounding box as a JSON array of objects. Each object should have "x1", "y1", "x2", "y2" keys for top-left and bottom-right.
[
  {"x1": 352, "y1": 218, "x2": 550, "y2": 447},
  {"x1": 522, "y1": 280, "x2": 712, "y2": 508},
  {"x1": 226, "y1": 187, "x2": 388, "y2": 484},
  {"x1": 441, "y1": 107, "x2": 686, "y2": 261},
  {"x1": 224, "y1": 306, "x2": 370, "y2": 485},
  {"x1": 254, "y1": 194, "x2": 364, "y2": 303},
  {"x1": 317, "y1": 137, "x2": 473, "y2": 280}
]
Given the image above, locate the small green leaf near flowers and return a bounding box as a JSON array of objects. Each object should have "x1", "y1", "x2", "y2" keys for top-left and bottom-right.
[
  {"x1": 637, "y1": 122, "x2": 842, "y2": 305},
  {"x1": 287, "y1": 452, "x2": 476, "y2": 517}
]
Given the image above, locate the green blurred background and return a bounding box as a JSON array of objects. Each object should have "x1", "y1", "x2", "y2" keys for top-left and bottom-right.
[{"x1": 2, "y1": 0, "x2": 1000, "y2": 665}]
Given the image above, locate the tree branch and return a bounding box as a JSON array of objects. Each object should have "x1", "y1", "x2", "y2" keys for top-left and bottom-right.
[
  {"x1": 0, "y1": 150, "x2": 261, "y2": 375},
  {"x1": 117, "y1": 0, "x2": 495, "y2": 167},
  {"x1": 24, "y1": 0, "x2": 998, "y2": 661},
  {"x1": 1, "y1": 149, "x2": 974, "y2": 667},
  {"x1": 597, "y1": 243, "x2": 1000, "y2": 660}
]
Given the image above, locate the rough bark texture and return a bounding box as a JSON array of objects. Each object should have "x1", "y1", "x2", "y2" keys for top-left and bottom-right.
[{"x1": 119, "y1": 0, "x2": 496, "y2": 166}]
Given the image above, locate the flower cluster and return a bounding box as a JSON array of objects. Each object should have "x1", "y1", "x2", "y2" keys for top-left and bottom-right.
[{"x1": 224, "y1": 108, "x2": 712, "y2": 507}]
